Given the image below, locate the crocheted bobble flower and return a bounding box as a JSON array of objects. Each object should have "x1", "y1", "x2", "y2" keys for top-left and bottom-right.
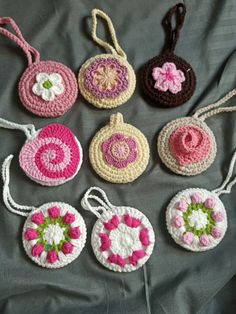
[
  {"x1": 152, "y1": 62, "x2": 185, "y2": 94},
  {"x1": 32, "y1": 73, "x2": 64, "y2": 101},
  {"x1": 85, "y1": 58, "x2": 129, "y2": 99},
  {"x1": 102, "y1": 133, "x2": 137, "y2": 169}
]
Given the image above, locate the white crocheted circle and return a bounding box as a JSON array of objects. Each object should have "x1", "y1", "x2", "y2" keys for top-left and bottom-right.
[
  {"x1": 91, "y1": 206, "x2": 155, "y2": 272},
  {"x1": 157, "y1": 117, "x2": 217, "y2": 176},
  {"x1": 22, "y1": 202, "x2": 87, "y2": 268},
  {"x1": 166, "y1": 188, "x2": 227, "y2": 252}
]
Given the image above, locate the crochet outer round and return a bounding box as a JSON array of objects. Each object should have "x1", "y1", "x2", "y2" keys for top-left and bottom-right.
[
  {"x1": 166, "y1": 188, "x2": 227, "y2": 252},
  {"x1": 157, "y1": 117, "x2": 217, "y2": 176},
  {"x1": 91, "y1": 206, "x2": 155, "y2": 272},
  {"x1": 141, "y1": 52, "x2": 196, "y2": 107},
  {"x1": 22, "y1": 202, "x2": 87, "y2": 268},
  {"x1": 19, "y1": 61, "x2": 78, "y2": 117},
  {"x1": 78, "y1": 54, "x2": 136, "y2": 109},
  {"x1": 89, "y1": 119, "x2": 150, "y2": 183}
]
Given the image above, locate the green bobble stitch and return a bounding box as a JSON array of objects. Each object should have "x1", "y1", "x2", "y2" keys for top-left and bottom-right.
[{"x1": 42, "y1": 79, "x2": 53, "y2": 90}]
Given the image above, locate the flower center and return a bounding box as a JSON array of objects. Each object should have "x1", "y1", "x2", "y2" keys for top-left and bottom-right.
[
  {"x1": 188, "y1": 209, "x2": 208, "y2": 230},
  {"x1": 43, "y1": 79, "x2": 53, "y2": 90},
  {"x1": 110, "y1": 141, "x2": 130, "y2": 160},
  {"x1": 43, "y1": 224, "x2": 65, "y2": 245}
]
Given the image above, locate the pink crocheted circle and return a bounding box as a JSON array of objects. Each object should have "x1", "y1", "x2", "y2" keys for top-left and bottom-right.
[
  {"x1": 19, "y1": 124, "x2": 82, "y2": 186},
  {"x1": 19, "y1": 61, "x2": 78, "y2": 117},
  {"x1": 169, "y1": 125, "x2": 211, "y2": 165}
]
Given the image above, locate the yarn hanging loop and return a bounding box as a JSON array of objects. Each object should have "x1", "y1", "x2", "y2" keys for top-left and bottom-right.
[
  {"x1": 91, "y1": 9, "x2": 127, "y2": 59},
  {"x1": 0, "y1": 117, "x2": 36, "y2": 139}
]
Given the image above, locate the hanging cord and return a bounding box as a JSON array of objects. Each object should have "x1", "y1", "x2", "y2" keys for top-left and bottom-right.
[
  {"x1": 212, "y1": 150, "x2": 236, "y2": 196},
  {"x1": 0, "y1": 17, "x2": 40, "y2": 65},
  {"x1": 91, "y1": 9, "x2": 127, "y2": 59},
  {"x1": 2, "y1": 155, "x2": 36, "y2": 216},
  {"x1": 193, "y1": 88, "x2": 236, "y2": 120},
  {"x1": 163, "y1": 3, "x2": 186, "y2": 52},
  {"x1": 81, "y1": 186, "x2": 115, "y2": 218},
  {"x1": 0, "y1": 117, "x2": 36, "y2": 139}
]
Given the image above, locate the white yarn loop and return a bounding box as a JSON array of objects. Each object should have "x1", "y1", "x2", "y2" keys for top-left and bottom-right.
[
  {"x1": 81, "y1": 186, "x2": 115, "y2": 218},
  {"x1": 2, "y1": 155, "x2": 36, "y2": 216},
  {"x1": 0, "y1": 117, "x2": 36, "y2": 139}
]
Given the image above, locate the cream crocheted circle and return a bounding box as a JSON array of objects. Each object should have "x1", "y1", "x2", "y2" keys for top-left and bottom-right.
[
  {"x1": 157, "y1": 117, "x2": 217, "y2": 176},
  {"x1": 89, "y1": 113, "x2": 150, "y2": 183},
  {"x1": 78, "y1": 54, "x2": 136, "y2": 109},
  {"x1": 166, "y1": 188, "x2": 227, "y2": 252}
]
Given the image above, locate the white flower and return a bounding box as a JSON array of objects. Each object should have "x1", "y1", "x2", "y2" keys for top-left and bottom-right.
[
  {"x1": 188, "y1": 209, "x2": 208, "y2": 230},
  {"x1": 32, "y1": 73, "x2": 64, "y2": 101},
  {"x1": 43, "y1": 223, "x2": 65, "y2": 245}
]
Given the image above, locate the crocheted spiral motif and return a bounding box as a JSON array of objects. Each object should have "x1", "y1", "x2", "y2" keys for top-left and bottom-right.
[
  {"x1": 78, "y1": 54, "x2": 136, "y2": 109},
  {"x1": 19, "y1": 61, "x2": 78, "y2": 117},
  {"x1": 23, "y1": 202, "x2": 87, "y2": 268},
  {"x1": 19, "y1": 124, "x2": 83, "y2": 186},
  {"x1": 89, "y1": 113, "x2": 150, "y2": 183},
  {"x1": 166, "y1": 188, "x2": 227, "y2": 252},
  {"x1": 141, "y1": 52, "x2": 196, "y2": 107},
  {"x1": 157, "y1": 117, "x2": 217, "y2": 176},
  {"x1": 91, "y1": 206, "x2": 155, "y2": 272}
]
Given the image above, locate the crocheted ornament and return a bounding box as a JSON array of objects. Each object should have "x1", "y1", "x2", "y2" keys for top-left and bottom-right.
[
  {"x1": 166, "y1": 149, "x2": 236, "y2": 252},
  {"x1": 2, "y1": 156, "x2": 87, "y2": 268},
  {"x1": 158, "y1": 88, "x2": 236, "y2": 175},
  {"x1": 0, "y1": 17, "x2": 78, "y2": 117},
  {"x1": 81, "y1": 187, "x2": 155, "y2": 272},
  {"x1": 78, "y1": 9, "x2": 135, "y2": 109},
  {"x1": 89, "y1": 113, "x2": 150, "y2": 183},
  {"x1": 141, "y1": 3, "x2": 196, "y2": 107},
  {"x1": 0, "y1": 117, "x2": 83, "y2": 186}
]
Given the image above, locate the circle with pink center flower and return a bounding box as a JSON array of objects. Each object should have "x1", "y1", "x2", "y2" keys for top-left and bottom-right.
[
  {"x1": 91, "y1": 206, "x2": 155, "y2": 272},
  {"x1": 166, "y1": 188, "x2": 227, "y2": 252},
  {"x1": 22, "y1": 202, "x2": 87, "y2": 268}
]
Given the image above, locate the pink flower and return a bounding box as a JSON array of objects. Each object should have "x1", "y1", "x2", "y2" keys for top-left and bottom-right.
[
  {"x1": 99, "y1": 233, "x2": 111, "y2": 251},
  {"x1": 191, "y1": 193, "x2": 202, "y2": 204},
  {"x1": 123, "y1": 214, "x2": 141, "y2": 228},
  {"x1": 152, "y1": 62, "x2": 185, "y2": 94},
  {"x1": 104, "y1": 215, "x2": 120, "y2": 230},
  {"x1": 31, "y1": 243, "x2": 44, "y2": 257},
  {"x1": 211, "y1": 227, "x2": 223, "y2": 239},
  {"x1": 200, "y1": 234, "x2": 210, "y2": 246},
  {"x1": 204, "y1": 198, "x2": 215, "y2": 209},
  {"x1": 68, "y1": 227, "x2": 81, "y2": 239},
  {"x1": 172, "y1": 215, "x2": 184, "y2": 228},
  {"x1": 108, "y1": 254, "x2": 126, "y2": 267},
  {"x1": 47, "y1": 250, "x2": 58, "y2": 264},
  {"x1": 212, "y1": 211, "x2": 224, "y2": 222},
  {"x1": 24, "y1": 228, "x2": 39, "y2": 241},
  {"x1": 182, "y1": 232, "x2": 194, "y2": 245},
  {"x1": 63, "y1": 212, "x2": 76, "y2": 225},
  {"x1": 102, "y1": 133, "x2": 137, "y2": 169},
  {"x1": 62, "y1": 242, "x2": 74, "y2": 254},
  {"x1": 176, "y1": 200, "x2": 188, "y2": 212},
  {"x1": 48, "y1": 207, "x2": 60, "y2": 219},
  {"x1": 31, "y1": 212, "x2": 45, "y2": 225}
]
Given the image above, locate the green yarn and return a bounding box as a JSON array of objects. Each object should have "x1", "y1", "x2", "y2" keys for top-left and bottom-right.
[{"x1": 42, "y1": 79, "x2": 53, "y2": 90}]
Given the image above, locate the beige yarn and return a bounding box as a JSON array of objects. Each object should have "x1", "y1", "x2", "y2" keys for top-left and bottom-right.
[{"x1": 89, "y1": 113, "x2": 150, "y2": 183}]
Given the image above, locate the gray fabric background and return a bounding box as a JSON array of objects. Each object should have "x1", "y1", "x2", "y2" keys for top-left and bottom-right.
[{"x1": 0, "y1": 0, "x2": 236, "y2": 313}]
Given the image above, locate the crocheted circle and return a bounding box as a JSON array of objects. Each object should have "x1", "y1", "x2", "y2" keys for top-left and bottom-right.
[
  {"x1": 89, "y1": 113, "x2": 150, "y2": 183},
  {"x1": 141, "y1": 52, "x2": 196, "y2": 107},
  {"x1": 166, "y1": 188, "x2": 227, "y2": 252},
  {"x1": 19, "y1": 61, "x2": 78, "y2": 117},
  {"x1": 91, "y1": 206, "x2": 155, "y2": 272},
  {"x1": 157, "y1": 117, "x2": 217, "y2": 175},
  {"x1": 19, "y1": 124, "x2": 83, "y2": 186},
  {"x1": 78, "y1": 54, "x2": 136, "y2": 109},
  {"x1": 22, "y1": 202, "x2": 87, "y2": 268}
]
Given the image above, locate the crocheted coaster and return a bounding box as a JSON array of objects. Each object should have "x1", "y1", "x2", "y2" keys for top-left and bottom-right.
[
  {"x1": 166, "y1": 189, "x2": 227, "y2": 252},
  {"x1": 23, "y1": 202, "x2": 87, "y2": 268},
  {"x1": 141, "y1": 4, "x2": 196, "y2": 107},
  {"x1": 89, "y1": 113, "x2": 150, "y2": 183},
  {"x1": 78, "y1": 9, "x2": 135, "y2": 109}
]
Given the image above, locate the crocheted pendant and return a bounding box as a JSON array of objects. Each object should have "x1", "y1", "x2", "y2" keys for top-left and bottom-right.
[
  {"x1": 141, "y1": 4, "x2": 196, "y2": 107},
  {"x1": 81, "y1": 187, "x2": 155, "y2": 272},
  {"x1": 89, "y1": 113, "x2": 149, "y2": 183},
  {"x1": 78, "y1": 9, "x2": 135, "y2": 109}
]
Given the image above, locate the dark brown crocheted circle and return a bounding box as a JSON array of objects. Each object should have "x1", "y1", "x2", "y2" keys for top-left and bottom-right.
[{"x1": 141, "y1": 52, "x2": 196, "y2": 107}]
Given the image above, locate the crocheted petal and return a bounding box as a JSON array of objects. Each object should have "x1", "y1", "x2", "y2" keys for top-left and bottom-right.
[
  {"x1": 112, "y1": 133, "x2": 125, "y2": 141},
  {"x1": 42, "y1": 89, "x2": 55, "y2": 101},
  {"x1": 152, "y1": 67, "x2": 162, "y2": 80},
  {"x1": 163, "y1": 62, "x2": 177, "y2": 72},
  {"x1": 154, "y1": 79, "x2": 169, "y2": 92},
  {"x1": 168, "y1": 81, "x2": 182, "y2": 94},
  {"x1": 49, "y1": 73, "x2": 62, "y2": 84},
  {"x1": 32, "y1": 83, "x2": 43, "y2": 96},
  {"x1": 177, "y1": 70, "x2": 186, "y2": 82},
  {"x1": 125, "y1": 138, "x2": 137, "y2": 149},
  {"x1": 36, "y1": 72, "x2": 49, "y2": 83},
  {"x1": 127, "y1": 150, "x2": 137, "y2": 163},
  {"x1": 102, "y1": 140, "x2": 112, "y2": 153},
  {"x1": 114, "y1": 159, "x2": 129, "y2": 168},
  {"x1": 51, "y1": 83, "x2": 65, "y2": 95}
]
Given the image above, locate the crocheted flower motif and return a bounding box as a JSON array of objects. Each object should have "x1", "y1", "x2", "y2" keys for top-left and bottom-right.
[
  {"x1": 85, "y1": 58, "x2": 128, "y2": 98},
  {"x1": 102, "y1": 133, "x2": 137, "y2": 169},
  {"x1": 169, "y1": 125, "x2": 212, "y2": 166},
  {"x1": 32, "y1": 73, "x2": 64, "y2": 101},
  {"x1": 152, "y1": 62, "x2": 185, "y2": 94}
]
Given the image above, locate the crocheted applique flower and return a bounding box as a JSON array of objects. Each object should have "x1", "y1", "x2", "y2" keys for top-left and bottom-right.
[
  {"x1": 32, "y1": 73, "x2": 64, "y2": 101},
  {"x1": 102, "y1": 133, "x2": 137, "y2": 169},
  {"x1": 85, "y1": 58, "x2": 129, "y2": 98},
  {"x1": 152, "y1": 62, "x2": 185, "y2": 94}
]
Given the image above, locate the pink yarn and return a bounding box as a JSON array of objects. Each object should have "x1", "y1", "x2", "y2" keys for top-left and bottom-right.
[
  {"x1": 61, "y1": 242, "x2": 74, "y2": 254},
  {"x1": 199, "y1": 234, "x2": 210, "y2": 246},
  {"x1": 31, "y1": 212, "x2": 45, "y2": 225},
  {"x1": 172, "y1": 215, "x2": 184, "y2": 228},
  {"x1": 68, "y1": 227, "x2": 81, "y2": 239},
  {"x1": 191, "y1": 193, "x2": 202, "y2": 204},
  {"x1": 182, "y1": 232, "x2": 194, "y2": 245},
  {"x1": 108, "y1": 254, "x2": 126, "y2": 267},
  {"x1": 129, "y1": 250, "x2": 146, "y2": 266},
  {"x1": 24, "y1": 228, "x2": 39, "y2": 241},
  {"x1": 47, "y1": 250, "x2": 58, "y2": 263},
  {"x1": 212, "y1": 211, "x2": 224, "y2": 222},
  {"x1": 48, "y1": 207, "x2": 60, "y2": 219},
  {"x1": 176, "y1": 200, "x2": 188, "y2": 212},
  {"x1": 211, "y1": 227, "x2": 223, "y2": 239},
  {"x1": 169, "y1": 125, "x2": 211, "y2": 166},
  {"x1": 99, "y1": 233, "x2": 111, "y2": 252},
  {"x1": 104, "y1": 215, "x2": 120, "y2": 230},
  {"x1": 123, "y1": 214, "x2": 141, "y2": 228},
  {"x1": 63, "y1": 212, "x2": 76, "y2": 225},
  {"x1": 31, "y1": 243, "x2": 44, "y2": 257},
  {"x1": 139, "y1": 228, "x2": 151, "y2": 246},
  {"x1": 204, "y1": 197, "x2": 216, "y2": 208}
]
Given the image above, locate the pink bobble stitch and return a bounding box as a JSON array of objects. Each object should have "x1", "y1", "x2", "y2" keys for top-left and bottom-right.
[
  {"x1": 63, "y1": 212, "x2": 76, "y2": 225},
  {"x1": 176, "y1": 200, "x2": 188, "y2": 212},
  {"x1": 182, "y1": 232, "x2": 194, "y2": 245},
  {"x1": 139, "y1": 228, "x2": 151, "y2": 246},
  {"x1": 104, "y1": 215, "x2": 120, "y2": 230},
  {"x1": 129, "y1": 250, "x2": 146, "y2": 266},
  {"x1": 204, "y1": 197, "x2": 216, "y2": 208},
  {"x1": 108, "y1": 254, "x2": 126, "y2": 267},
  {"x1": 211, "y1": 227, "x2": 223, "y2": 239},
  {"x1": 212, "y1": 211, "x2": 224, "y2": 222},
  {"x1": 172, "y1": 215, "x2": 184, "y2": 228},
  {"x1": 68, "y1": 227, "x2": 81, "y2": 239},
  {"x1": 191, "y1": 193, "x2": 202, "y2": 204},
  {"x1": 31, "y1": 243, "x2": 44, "y2": 257},
  {"x1": 24, "y1": 228, "x2": 39, "y2": 241},
  {"x1": 48, "y1": 207, "x2": 60, "y2": 219},
  {"x1": 31, "y1": 212, "x2": 45, "y2": 225},
  {"x1": 200, "y1": 234, "x2": 210, "y2": 246},
  {"x1": 99, "y1": 233, "x2": 111, "y2": 252},
  {"x1": 47, "y1": 250, "x2": 58, "y2": 264},
  {"x1": 123, "y1": 214, "x2": 141, "y2": 228},
  {"x1": 61, "y1": 242, "x2": 74, "y2": 254}
]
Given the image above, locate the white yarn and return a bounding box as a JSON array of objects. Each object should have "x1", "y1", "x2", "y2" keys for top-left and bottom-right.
[{"x1": 0, "y1": 117, "x2": 36, "y2": 139}]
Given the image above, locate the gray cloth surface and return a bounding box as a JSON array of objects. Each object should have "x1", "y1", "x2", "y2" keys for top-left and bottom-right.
[{"x1": 0, "y1": 0, "x2": 236, "y2": 313}]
